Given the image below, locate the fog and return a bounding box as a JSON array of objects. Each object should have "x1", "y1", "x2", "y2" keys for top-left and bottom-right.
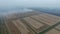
[
  {"x1": 0, "y1": 0, "x2": 60, "y2": 15},
  {"x1": 0, "y1": 0, "x2": 59, "y2": 8}
]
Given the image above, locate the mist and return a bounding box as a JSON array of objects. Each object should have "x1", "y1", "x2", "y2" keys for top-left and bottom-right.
[
  {"x1": 0, "y1": 0, "x2": 60, "y2": 15},
  {"x1": 0, "y1": 0, "x2": 59, "y2": 9}
]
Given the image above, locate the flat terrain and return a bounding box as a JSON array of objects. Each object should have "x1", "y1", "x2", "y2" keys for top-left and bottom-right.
[{"x1": 0, "y1": 11, "x2": 60, "y2": 34}]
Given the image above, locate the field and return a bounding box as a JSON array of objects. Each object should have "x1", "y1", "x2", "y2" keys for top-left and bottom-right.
[{"x1": 0, "y1": 11, "x2": 60, "y2": 34}]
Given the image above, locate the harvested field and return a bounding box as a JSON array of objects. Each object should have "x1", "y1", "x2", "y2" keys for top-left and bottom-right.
[
  {"x1": 45, "y1": 29, "x2": 60, "y2": 34},
  {"x1": 55, "y1": 24, "x2": 60, "y2": 30},
  {"x1": 0, "y1": 11, "x2": 60, "y2": 34},
  {"x1": 12, "y1": 19, "x2": 35, "y2": 34},
  {"x1": 23, "y1": 17, "x2": 49, "y2": 33},
  {"x1": 30, "y1": 14, "x2": 60, "y2": 26},
  {"x1": 5, "y1": 21, "x2": 21, "y2": 34}
]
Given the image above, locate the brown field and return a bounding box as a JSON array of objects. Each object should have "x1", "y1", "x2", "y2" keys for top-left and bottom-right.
[
  {"x1": 55, "y1": 24, "x2": 60, "y2": 30},
  {"x1": 30, "y1": 13, "x2": 60, "y2": 26},
  {"x1": 45, "y1": 29, "x2": 60, "y2": 34},
  {"x1": 2, "y1": 11, "x2": 60, "y2": 34},
  {"x1": 12, "y1": 19, "x2": 35, "y2": 34},
  {"x1": 23, "y1": 17, "x2": 49, "y2": 33},
  {"x1": 5, "y1": 20, "x2": 21, "y2": 34}
]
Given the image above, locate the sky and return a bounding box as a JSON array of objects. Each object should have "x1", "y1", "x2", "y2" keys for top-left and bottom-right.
[{"x1": 0, "y1": 0, "x2": 60, "y2": 8}]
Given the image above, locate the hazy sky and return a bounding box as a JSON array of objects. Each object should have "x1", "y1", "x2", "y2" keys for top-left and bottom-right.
[{"x1": 0, "y1": 0, "x2": 60, "y2": 8}]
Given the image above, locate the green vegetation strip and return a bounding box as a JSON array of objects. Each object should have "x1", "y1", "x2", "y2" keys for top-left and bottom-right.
[
  {"x1": 0, "y1": 16, "x2": 10, "y2": 34},
  {"x1": 39, "y1": 22, "x2": 60, "y2": 34},
  {"x1": 55, "y1": 28, "x2": 60, "y2": 31},
  {"x1": 0, "y1": 17, "x2": 2, "y2": 34}
]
